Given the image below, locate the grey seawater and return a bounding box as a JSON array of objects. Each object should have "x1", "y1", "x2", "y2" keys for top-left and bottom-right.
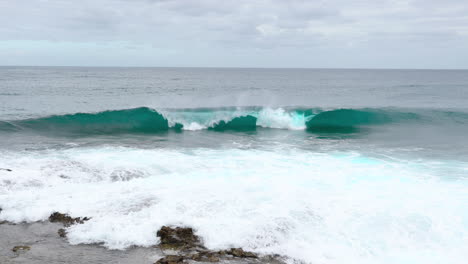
[
  {"x1": 1, "y1": 67, "x2": 468, "y2": 119},
  {"x1": 1, "y1": 66, "x2": 468, "y2": 159},
  {"x1": 1, "y1": 67, "x2": 468, "y2": 264}
]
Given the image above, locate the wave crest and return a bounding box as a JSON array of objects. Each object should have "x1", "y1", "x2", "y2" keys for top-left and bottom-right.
[
  {"x1": 305, "y1": 109, "x2": 420, "y2": 133},
  {"x1": 2, "y1": 107, "x2": 468, "y2": 135},
  {"x1": 7, "y1": 107, "x2": 171, "y2": 134}
]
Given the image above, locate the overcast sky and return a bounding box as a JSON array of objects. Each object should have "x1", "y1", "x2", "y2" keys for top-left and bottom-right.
[{"x1": 0, "y1": 0, "x2": 467, "y2": 68}]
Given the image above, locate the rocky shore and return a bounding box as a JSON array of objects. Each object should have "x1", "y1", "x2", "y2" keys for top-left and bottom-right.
[{"x1": 0, "y1": 212, "x2": 286, "y2": 264}]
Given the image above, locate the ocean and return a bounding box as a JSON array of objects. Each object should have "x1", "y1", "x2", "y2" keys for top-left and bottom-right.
[{"x1": 0, "y1": 66, "x2": 467, "y2": 263}]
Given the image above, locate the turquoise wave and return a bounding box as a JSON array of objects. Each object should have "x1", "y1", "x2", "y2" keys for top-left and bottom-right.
[
  {"x1": 1, "y1": 107, "x2": 467, "y2": 135},
  {"x1": 209, "y1": 115, "x2": 257, "y2": 131},
  {"x1": 305, "y1": 109, "x2": 420, "y2": 132},
  {"x1": 4, "y1": 107, "x2": 173, "y2": 134}
]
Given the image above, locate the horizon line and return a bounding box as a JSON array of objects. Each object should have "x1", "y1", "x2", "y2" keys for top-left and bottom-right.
[{"x1": 0, "y1": 65, "x2": 467, "y2": 71}]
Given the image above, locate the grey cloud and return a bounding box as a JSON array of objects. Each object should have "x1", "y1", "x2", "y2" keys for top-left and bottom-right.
[
  {"x1": 1, "y1": 0, "x2": 464, "y2": 43},
  {"x1": 0, "y1": 0, "x2": 467, "y2": 68}
]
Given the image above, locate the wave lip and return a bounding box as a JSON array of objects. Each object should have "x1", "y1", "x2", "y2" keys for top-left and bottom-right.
[
  {"x1": 257, "y1": 108, "x2": 307, "y2": 130},
  {"x1": 210, "y1": 115, "x2": 257, "y2": 131},
  {"x1": 11, "y1": 107, "x2": 172, "y2": 135},
  {"x1": 2, "y1": 107, "x2": 468, "y2": 135},
  {"x1": 161, "y1": 107, "x2": 309, "y2": 131}
]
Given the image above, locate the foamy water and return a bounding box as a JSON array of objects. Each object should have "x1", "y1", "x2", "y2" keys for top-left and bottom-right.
[
  {"x1": 160, "y1": 107, "x2": 309, "y2": 131},
  {"x1": 1, "y1": 146, "x2": 467, "y2": 264},
  {"x1": 2, "y1": 67, "x2": 468, "y2": 264}
]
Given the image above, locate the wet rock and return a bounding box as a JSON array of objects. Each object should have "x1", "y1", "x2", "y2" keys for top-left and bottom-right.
[
  {"x1": 0, "y1": 207, "x2": 5, "y2": 224},
  {"x1": 207, "y1": 256, "x2": 220, "y2": 262},
  {"x1": 0, "y1": 217, "x2": 15, "y2": 225},
  {"x1": 12, "y1": 245, "x2": 31, "y2": 252},
  {"x1": 157, "y1": 226, "x2": 201, "y2": 249},
  {"x1": 0, "y1": 168, "x2": 12, "y2": 172},
  {"x1": 154, "y1": 226, "x2": 267, "y2": 264},
  {"x1": 58, "y1": 228, "x2": 67, "y2": 237},
  {"x1": 48, "y1": 212, "x2": 90, "y2": 226},
  {"x1": 155, "y1": 255, "x2": 185, "y2": 264},
  {"x1": 225, "y1": 248, "x2": 258, "y2": 258},
  {"x1": 191, "y1": 251, "x2": 220, "y2": 262}
]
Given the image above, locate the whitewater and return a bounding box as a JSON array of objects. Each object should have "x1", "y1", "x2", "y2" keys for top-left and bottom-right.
[
  {"x1": 1, "y1": 67, "x2": 468, "y2": 264},
  {"x1": 1, "y1": 146, "x2": 467, "y2": 263}
]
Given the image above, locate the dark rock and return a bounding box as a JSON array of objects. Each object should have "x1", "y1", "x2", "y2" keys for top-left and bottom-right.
[
  {"x1": 157, "y1": 226, "x2": 201, "y2": 249},
  {"x1": 225, "y1": 248, "x2": 258, "y2": 258},
  {"x1": 12, "y1": 245, "x2": 31, "y2": 252},
  {"x1": 154, "y1": 226, "x2": 265, "y2": 263},
  {"x1": 191, "y1": 254, "x2": 203, "y2": 261},
  {"x1": 0, "y1": 207, "x2": 5, "y2": 224},
  {"x1": 58, "y1": 228, "x2": 67, "y2": 237},
  {"x1": 48, "y1": 212, "x2": 90, "y2": 226},
  {"x1": 190, "y1": 251, "x2": 220, "y2": 262},
  {"x1": 155, "y1": 255, "x2": 185, "y2": 264},
  {"x1": 0, "y1": 220, "x2": 15, "y2": 225},
  {"x1": 0, "y1": 168, "x2": 12, "y2": 172},
  {"x1": 208, "y1": 256, "x2": 220, "y2": 262}
]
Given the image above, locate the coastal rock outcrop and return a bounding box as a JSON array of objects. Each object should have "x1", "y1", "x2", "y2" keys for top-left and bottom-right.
[
  {"x1": 48, "y1": 212, "x2": 90, "y2": 238},
  {"x1": 48, "y1": 212, "x2": 90, "y2": 226},
  {"x1": 190, "y1": 250, "x2": 221, "y2": 262},
  {"x1": 157, "y1": 226, "x2": 203, "y2": 250},
  {"x1": 154, "y1": 226, "x2": 262, "y2": 263},
  {"x1": 224, "y1": 248, "x2": 258, "y2": 258}
]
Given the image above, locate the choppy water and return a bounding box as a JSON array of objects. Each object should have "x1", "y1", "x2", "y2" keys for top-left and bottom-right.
[{"x1": 0, "y1": 67, "x2": 467, "y2": 264}]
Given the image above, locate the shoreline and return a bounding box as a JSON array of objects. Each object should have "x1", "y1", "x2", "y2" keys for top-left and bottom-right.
[
  {"x1": 0, "y1": 221, "x2": 161, "y2": 264},
  {"x1": 0, "y1": 216, "x2": 285, "y2": 264}
]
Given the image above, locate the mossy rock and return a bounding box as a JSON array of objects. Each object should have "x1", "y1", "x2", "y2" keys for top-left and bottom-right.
[{"x1": 12, "y1": 245, "x2": 31, "y2": 252}]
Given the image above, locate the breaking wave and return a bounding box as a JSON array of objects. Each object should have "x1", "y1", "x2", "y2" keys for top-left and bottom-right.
[{"x1": 1, "y1": 107, "x2": 468, "y2": 135}]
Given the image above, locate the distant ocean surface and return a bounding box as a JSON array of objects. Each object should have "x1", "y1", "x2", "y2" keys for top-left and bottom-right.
[{"x1": 0, "y1": 67, "x2": 467, "y2": 263}]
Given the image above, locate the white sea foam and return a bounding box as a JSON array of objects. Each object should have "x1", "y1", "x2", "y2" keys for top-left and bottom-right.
[
  {"x1": 256, "y1": 108, "x2": 307, "y2": 130},
  {"x1": 160, "y1": 107, "x2": 310, "y2": 130},
  {"x1": 0, "y1": 147, "x2": 467, "y2": 264}
]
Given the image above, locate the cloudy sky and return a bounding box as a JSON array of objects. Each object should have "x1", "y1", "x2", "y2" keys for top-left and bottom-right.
[{"x1": 0, "y1": 0, "x2": 467, "y2": 68}]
